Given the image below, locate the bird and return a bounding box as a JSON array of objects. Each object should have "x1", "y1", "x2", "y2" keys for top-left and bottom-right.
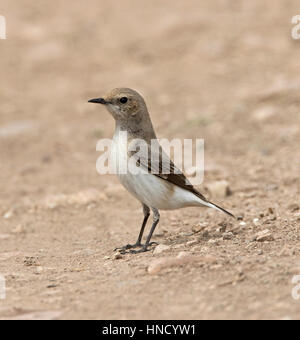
[{"x1": 89, "y1": 88, "x2": 235, "y2": 253}]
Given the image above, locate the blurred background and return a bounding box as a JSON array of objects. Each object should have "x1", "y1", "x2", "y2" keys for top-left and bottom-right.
[{"x1": 0, "y1": 0, "x2": 299, "y2": 320}]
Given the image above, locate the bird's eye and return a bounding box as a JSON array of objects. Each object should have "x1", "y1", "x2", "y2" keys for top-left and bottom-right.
[{"x1": 119, "y1": 97, "x2": 128, "y2": 104}]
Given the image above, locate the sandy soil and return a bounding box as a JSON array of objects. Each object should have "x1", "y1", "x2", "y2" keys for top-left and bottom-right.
[{"x1": 0, "y1": 0, "x2": 300, "y2": 320}]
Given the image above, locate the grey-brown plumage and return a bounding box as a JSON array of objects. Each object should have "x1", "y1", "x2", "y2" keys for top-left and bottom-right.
[{"x1": 89, "y1": 88, "x2": 234, "y2": 253}]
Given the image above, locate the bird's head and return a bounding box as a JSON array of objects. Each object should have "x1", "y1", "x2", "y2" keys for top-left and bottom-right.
[{"x1": 88, "y1": 88, "x2": 147, "y2": 122}]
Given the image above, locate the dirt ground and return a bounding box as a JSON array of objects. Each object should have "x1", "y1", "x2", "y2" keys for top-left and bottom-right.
[{"x1": 0, "y1": 0, "x2": 300, "y2": 320}]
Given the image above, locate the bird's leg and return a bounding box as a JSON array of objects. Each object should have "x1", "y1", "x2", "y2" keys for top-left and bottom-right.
[
  {"x1": 130, "y1": 208, "x2": 160, "y2": 254},
  {"x1": 115, "y1": 204, "x2": 150, "y2": 253}
]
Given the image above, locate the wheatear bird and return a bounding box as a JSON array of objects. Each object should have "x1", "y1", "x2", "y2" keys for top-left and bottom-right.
[{"x1": 89, "y1": 88, "x2": 234, "y2": 253}]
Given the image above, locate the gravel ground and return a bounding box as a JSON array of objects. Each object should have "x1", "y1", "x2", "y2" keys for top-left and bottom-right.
[{"x1": 0, "y1": 0, "x2": 300, "y2": 320}]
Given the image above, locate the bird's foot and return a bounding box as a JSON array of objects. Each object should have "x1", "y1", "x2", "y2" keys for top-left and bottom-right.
[
  {"x1": 129, "y1": 242, "x2": 158, "y2": 254},
  {"x1": 115, "y1": 242, "x2": 159, "y2": 254},
  {"x1": 114, "y1": 242, "x2": 142, "y2": 254}
]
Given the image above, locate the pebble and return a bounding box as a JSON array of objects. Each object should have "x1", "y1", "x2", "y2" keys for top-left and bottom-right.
[
  {"x1": 206, "y1": 180, "x2": 231, "y2": 198},
  {"x1": 208, "y1": 239, "x2": 219, "y2": 245},
  {"x1": 3, "y1": 210, "x2": 13, "y2": 219},
  {"x1": 24, "y1": 256, "x2": 40, "y2": 266},
  {"x1": 255, "y1": 229, "x2": 274, "y2": 242},
  {"x1": 253, "y1": 218, "x2": 260, "y2": 226},
  {"x1": 186, "y1": 240, "x2": 198, "y2": 247},
  {"x1": 192, "y1": 223, "x2": 207, "y2": 233},
  {"x1": 34, "y1": 266, "x2": 44, "y2": 274},
  {"x1": 153, "y1": 244, "x2": 170, "y2": 255},
  {"x1": 223, "y1": 232, "x2": 234, "y2": 240},
  {"x1": 113, "y1": 253, "x2": 123, "y2": 260}
]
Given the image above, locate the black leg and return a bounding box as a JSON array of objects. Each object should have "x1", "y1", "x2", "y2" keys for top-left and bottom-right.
[
  {"x1": 115, "y1": 204, "x2": 150, "y2": 253},
  {"x1": 130, "y1": 208, "x2": 160, "y2": 254},
  {"x1": 136, "y1": 204, "x2": 150, "y2": 245}
]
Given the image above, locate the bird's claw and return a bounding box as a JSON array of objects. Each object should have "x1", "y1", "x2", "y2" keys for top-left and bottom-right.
[
  {"x1": 115, "y1": 241, "x2": 159, "y2": 254},
  {"x1": 114, "y1": 242, "x2": 142, "y2": 254},
  {"x1": 129, "y1": 242, "x2": 158, "y2": 254},
  {"x1": 130, "y1": 246, "x2": 150, "y2": 254}
]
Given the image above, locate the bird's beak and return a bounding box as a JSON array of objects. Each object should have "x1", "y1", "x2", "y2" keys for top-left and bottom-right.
[{"x1": 88, "y1": 97, "x2": 107, "y2": 104}]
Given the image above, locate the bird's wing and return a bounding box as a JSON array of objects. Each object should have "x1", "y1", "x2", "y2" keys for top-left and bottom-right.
[
  {"x1": 128, "y1": 139, "x2": 235, "y2": 218},
  {"x1": 128, "y1": 139, "x2": 208, "y2": 201}
]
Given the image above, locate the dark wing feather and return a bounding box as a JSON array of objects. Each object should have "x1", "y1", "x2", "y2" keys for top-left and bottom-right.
[
  {"x1": 129, "y1": 140, "x2": 235, "y2": 218},
  {"x1": 129, "y1": 141, "x2": 208, "y2": 201}
]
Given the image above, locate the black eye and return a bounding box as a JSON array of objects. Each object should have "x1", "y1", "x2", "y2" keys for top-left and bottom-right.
[{"x1": 119, "y1": 97, "x2": 128, "y2": 104}]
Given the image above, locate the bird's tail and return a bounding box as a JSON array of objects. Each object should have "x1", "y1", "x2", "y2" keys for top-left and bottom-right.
[{"x1": 202, "y1": 200, "x2": 235, "y2": 219}]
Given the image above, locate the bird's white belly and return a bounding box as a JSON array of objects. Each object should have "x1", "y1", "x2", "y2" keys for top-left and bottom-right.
[
  {"x1": 119, "y1": 172, "x2": 202, "y2": 210},
  {"x1": 110, "y1": 128, "x2": 202, "y2": 210}
]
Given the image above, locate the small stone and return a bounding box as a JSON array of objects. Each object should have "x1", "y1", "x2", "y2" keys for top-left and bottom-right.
[
  {"x1": 253, "y1": 218, "x2": 260, "y2": 226},
  {"x1": 47, "y1": 284, "x2": 58, "y2": 289},
  {"x1": 207, "y1": 239, "x2": 219, "y2": 245},
  {"x1": 192, "y1": 223, "x2": 207, "y2": 233},
  {"x1": 206, "y1": 180, "x2": 231, "y2": 198},
  {"x1": 239, "y1": 221, "x2": 246, "y2": 227},
  {"x1": 3, "y1": 210, "x2": 13, "y2": 219},
  {"x1": 255, "y1": 229, "x2": 274, "y2": 242},
  {"x1": 217, "y1": 222, "x2": 227, "y2": 233},
  {"x1": 223, "y1": 232, "x2": 234, "y2": 240},
  {"x1": 24, "y1": 256, "x2": 40, "y2": 266},
  {"x1": 113, "y1": 253, "x2": 123, "y2": 260},
  {"x1": 34, "y1": 266, "x2": 43, "y2": 274},
  {"x1": 153, "y1": 244, "x2": 170, "y2": 255},
  {"x1": 257, "y1": 250, "x2": 263, "y2": 255},
  {"x1": 268, "y1": 207, "x2": 275, "y2": 215},
  {"x1": 186, "y1": 240, "x2": 198, "y2": 247}
]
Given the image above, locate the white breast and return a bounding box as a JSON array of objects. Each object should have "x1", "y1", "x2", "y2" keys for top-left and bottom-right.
[{"x1": 110, "y1": 128, "x2": 205, "y2": 210}]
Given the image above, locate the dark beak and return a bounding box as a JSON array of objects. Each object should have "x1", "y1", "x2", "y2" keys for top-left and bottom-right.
[{"x1": 88, "y1": 97, "x2": 107, "y2": 104}]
